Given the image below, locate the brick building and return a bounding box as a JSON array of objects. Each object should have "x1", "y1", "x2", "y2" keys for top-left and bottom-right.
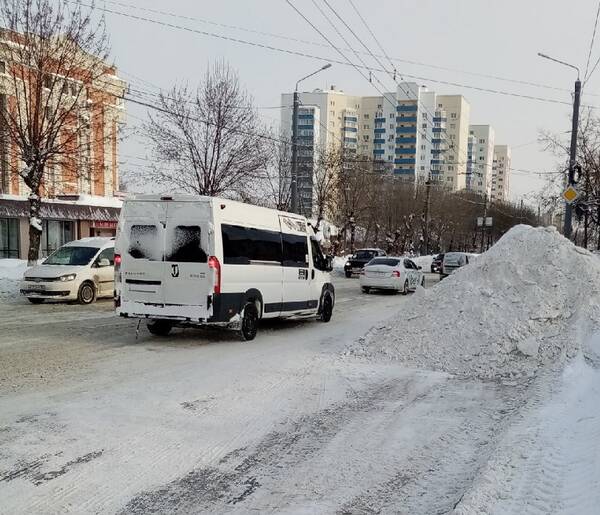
[{"x1": 0, "y1": 33, "x2": 126, "y2": 259}]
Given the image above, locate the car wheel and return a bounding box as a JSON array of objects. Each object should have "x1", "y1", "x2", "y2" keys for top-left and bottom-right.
[
  {"x1": 361, "y1": 286, "x2": 370, "y2": 294},
  {"x1": 77, "y1": 281, "x2": 96, "y2": 305},
  {"x1": 319, "y1": 292, "x2": 333, "y2": 323},
  {"x1": 147, "y1": 319, "x2": 173, "y2": 336},
  {"x1": 345, "y1": 271, "x2": 352, "y2": 278},
  {"x1": 402, "y1": 279, "x2": 409, "y2": 295},
  {"x1": 240, "y1": 302, "x2": 259, "y2": 341},
  {"x1": 28, "y1": 298, "x2": 44, "y2": 304}
]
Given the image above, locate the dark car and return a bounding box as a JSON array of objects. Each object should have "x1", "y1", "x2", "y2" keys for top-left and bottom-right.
[
  {"x1": 431, "y1": 253, "x2": 444, "y2": 273},
  {"x1": 344, "y1": 248, "x2": 386, "y2": 278}
]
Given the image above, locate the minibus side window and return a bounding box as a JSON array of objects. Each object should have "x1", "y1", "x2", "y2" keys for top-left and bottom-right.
[
  {"x1": 282, "y1": 233, "x2": 308, "y2": 267},
  {"x1": 310, "y1": 238, "x2": 327, "y2": 271},
  {"x1": 166, "y1": 226, "x2": 207, "y2": 263},
  {"x1": 129, "y1": 225, "x2": 159, "y2": 260},
  {"x1": 222, "y1": 224, "x2": 282, "y2": 265}
]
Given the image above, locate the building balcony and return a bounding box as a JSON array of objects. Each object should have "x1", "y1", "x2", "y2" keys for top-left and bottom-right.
[
  {"x1": 432, "y1": 138, "x2": 446, "y2": 144},
  {"x1": 374, "y1": 138, "x2": 385, "y2": 144},
  {"x1": 374, "y1": 128, "x2": 386, "y2": 134},
  {"x1": 432, "y1": 127, "x2": 446, "y2": 133},
  {"x1": 396, "y1": 137, "x2": 417, "y2": 144},
  {"x1": 374, "y1": 117, "x2": 386, "y2": 123},
  {"x1": 396, "y1": 127, "x2": 417, "y2": 134},
  {"x1": 431, "y1": 159, "x2": 444, "y2": 164},
  {"x1": 373, "y1": 149, "x2": 385, "y2": 155},
  {"x1": 396, "y1": 116, "x2": 417, "y2": 123},
  {"x1": 395, "y1": 147, "x2": 416, "y2": 154},
  {"x1": 394, "y1": 158, "x2": 415, "y2": 165},
  {"x1": 433, "y1": 117, "x2": 447, "y2": 122},
  {"x1": 344, "y1": 126, "x2": 358, "y2": 132},
  {"x1": 397, "y1": 104, "x2": 418, "y2": 112},
  {"x1": 298, "y1": 114, "x2": 314, "y2": 120},
  {"x1": 343, "y1": 116, "x2": 357, "y2": 122},
  {"x1": 393, "y1": 168, "x2": 415, "y2": 175}
]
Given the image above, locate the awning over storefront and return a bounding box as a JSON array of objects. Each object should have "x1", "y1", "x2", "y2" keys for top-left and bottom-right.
[{"x1": 0, "y1": 197, "x2": 120, "y2": 221}]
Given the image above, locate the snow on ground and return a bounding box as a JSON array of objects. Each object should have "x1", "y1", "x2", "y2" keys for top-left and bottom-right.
[
  {"x1": 411, "y1": 254, "x2": 435, "y2": 271},
  {"x1": 349, "y1": 225, "x2": 600, "y2": 380},
  {"x1": 0, "y1": 259, "x2": 28, "y2": 302},
  {"x1": 456, "y1": 337, "x2": 600, "y2": 514}
]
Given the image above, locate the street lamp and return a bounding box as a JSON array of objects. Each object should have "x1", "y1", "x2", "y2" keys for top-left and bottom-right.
[
  {"x1": 290, "y1": 63, "x2": 332, "y2": 214},
  {"x1": 538, "y1": 52, "x2": 581, "y2": 239}
]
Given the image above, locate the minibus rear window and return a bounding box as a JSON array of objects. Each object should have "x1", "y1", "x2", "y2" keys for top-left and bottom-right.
[
  {"x1": 166, "y1": 226, "x2": 207, "y2": 263},
  {"x1": 128, "y1": 225, "x2": 159, "y2": 260}
]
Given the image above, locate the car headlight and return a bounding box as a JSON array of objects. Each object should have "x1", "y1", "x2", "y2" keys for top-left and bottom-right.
[{"x1": 59, "y1": 274, "x2": 77, "y2": 282}]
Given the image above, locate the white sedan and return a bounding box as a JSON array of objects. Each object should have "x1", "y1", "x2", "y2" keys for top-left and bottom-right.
[{"x1": 359, "y1": 257, "x2": 424, "y2": 294}]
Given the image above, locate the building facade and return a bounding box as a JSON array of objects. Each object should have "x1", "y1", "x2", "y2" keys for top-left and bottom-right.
[
  {"x1": 0, "y1": 36, "x2": 126, "y2": 259},
  {"x1": 467, "y1": 125, "x2": 495, "y2": 196},
  {"x1": 491, "y1": 145, "x2": 511, "y2": 202},
  {"x1": 436, "y1": 95, "x2": 470, "y2": 191}
]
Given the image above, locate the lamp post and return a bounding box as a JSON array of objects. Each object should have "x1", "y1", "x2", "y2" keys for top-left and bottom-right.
[
  {"x1": 538, "y1": 52, "x2": 581, "y2": 239},
  {"x1": 291, "y1": 63, "x2": 332, "y2": 214}
]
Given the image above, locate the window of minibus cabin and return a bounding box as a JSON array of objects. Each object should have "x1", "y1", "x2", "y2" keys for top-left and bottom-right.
[
  {"x1": 310, "y1": 238, "x2": 327, "y2": 271},
  {"x1": 166, "y1": 226, "x2": 207, "y2": 263},
  {"x1": 128, "y1": 225, "x2": 160, "y2": 260},
  {"x1": 222, "y1": 224, "x2": 282, "y2": 265},
  {"x1": 282, "y1": 233, "x2": 308, "y2": 267}
]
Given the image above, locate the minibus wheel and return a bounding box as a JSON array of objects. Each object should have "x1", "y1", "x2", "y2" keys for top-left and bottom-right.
[
  {"x1": 320, "y1": 292, "x2": 333, "y2": 322},
  {"x1": 240, "y1": 302, "x2": 259, "y2": 341},
  {"x1": 147, "y1": 319, "x2": 172, "y2": 336}
]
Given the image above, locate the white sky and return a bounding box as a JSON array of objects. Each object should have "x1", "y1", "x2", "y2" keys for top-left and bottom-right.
[{"x1": 102, "y1": 0, "x2": 600, "y2": 203}]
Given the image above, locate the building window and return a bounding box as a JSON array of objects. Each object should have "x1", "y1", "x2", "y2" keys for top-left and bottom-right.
[
  {"x1": 364, "y1": 124, "x2": 370, "y2": 129},
  {"x1": 0, "y1": 217, "x2": 19, "y2": 258},
  {"x1": 364, "y1": 114, "x2": 369, "y2": 119},
  {"x1": 450, "y1": 113, "x2": 457, "y2": 119},
  {"x1": 329, "y1": 110, "x2": 335, "y2": 116},
  {"x1": 421, "y1": 145, "x2": 426, "y2": 150},
  {"x1": 450, "y1": 124, "x2": 456, "y2": 129},
  {"x1": 389, "y1": 123, "x2": 394, "y2": 129},
  {"x1": 41, "y1": 220, "x2": 74, "y2": 257},
  {"x1": 363, "y1": 135, "x2": 369, "y2": 142},
  {"x1": 422, "y1": 123, "x2": 427, "y2": 129}
]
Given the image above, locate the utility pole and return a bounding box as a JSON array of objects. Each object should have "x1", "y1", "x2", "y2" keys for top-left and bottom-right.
[
  {"x1": 480, "y1": 194, "x2": 488, "y2": 254},
  {"x1": 537, "y1": 53, "x2": 580, "y2": 239},
  {"x1": 423, "y1": 177, "x2": 431, "y2": 255},
  {"x1": 565, "y1": 78, "x2": 581, "y2": 239},
  {"x1": 289, "y1": 64, "x2": 332, "y2": 215},
  {"x1": 290, "y1": 90, "x2": 299, "y2": 214}
]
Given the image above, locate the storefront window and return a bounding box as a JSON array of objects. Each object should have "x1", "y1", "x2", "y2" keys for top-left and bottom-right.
[
  {"x1": 0, "y1": 218, "x2": 19, "y2": 258},
  {"x1": 41, "y1": 220, "x2": 74, "y2": 257}
]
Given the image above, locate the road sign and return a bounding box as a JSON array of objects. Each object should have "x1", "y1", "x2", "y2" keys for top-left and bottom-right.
[
  {"x1": 563, "y1": 185, "x2": 579, "y2": 204},
  {"x1": 477, "y1": 217, "x2": 483, "y2": 227},
  {"x1": 485, "y1": 217, "x2": 493, "y2": 227}
]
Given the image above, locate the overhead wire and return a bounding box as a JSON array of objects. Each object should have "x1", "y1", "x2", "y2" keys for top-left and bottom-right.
[{"x1": 585, "y1": 0, "x2": 600, "y2": 81}]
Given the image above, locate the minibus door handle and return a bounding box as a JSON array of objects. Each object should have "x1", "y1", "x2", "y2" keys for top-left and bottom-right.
[{"x1": 311, "y1": 269, "x2": 315, "y2": 280}]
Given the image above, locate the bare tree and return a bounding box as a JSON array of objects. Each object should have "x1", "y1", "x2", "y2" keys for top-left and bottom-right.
[
  {"x1": 0, "y1": 0, "x2": 115, "y2": 263},
  {"x1": 312, "y1": 144, "x2": 342, "y2": 229},
  {"x1": 141, "y1": 61, "x2": 270, "y2": 198}
]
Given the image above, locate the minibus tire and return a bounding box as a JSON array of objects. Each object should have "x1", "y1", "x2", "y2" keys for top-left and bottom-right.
[
  {"x1": 240, "y1": 302, "x2": 259, "y2": 341},
  {"x1": 147, "y1": 320, "x2": 172, "y2": 336},
  {"x1": 78, "y1": 281, "x2": 96, "y2": 305},
  {"x1": 320, "y1": 292, "x2": 333, "y2": 322}
]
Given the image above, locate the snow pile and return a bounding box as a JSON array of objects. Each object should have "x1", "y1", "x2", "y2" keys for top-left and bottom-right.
[
  {"x1": 348, "y1": 225, "x2": 600, "y2": 379},
  {"x1": 0, "y1": 259, "x2": 28, "y2": 302},
  {"x1": 411, "y1": 255, "x2": 435, "y2": 271},
  {"x1": 332, "y1": 256, "x2": 348, "y2": 275}
]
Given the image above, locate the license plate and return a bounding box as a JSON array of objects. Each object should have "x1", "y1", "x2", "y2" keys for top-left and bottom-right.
[{"x1": 29, "y1": 285, "x2": 46, "y2": 291}]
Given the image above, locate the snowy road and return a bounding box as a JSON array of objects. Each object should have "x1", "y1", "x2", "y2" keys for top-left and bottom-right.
[{"x1": 0, "y1": 273, "x2": 591, "y2": 514}]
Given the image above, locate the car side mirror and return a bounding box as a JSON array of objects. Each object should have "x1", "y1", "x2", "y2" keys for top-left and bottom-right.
[
  {"x1": 418, "y1": 265, "x2": 422, "y2": 270},
  {"x1": 97, "y1": 258, "x2": 111, "y2": 267}
]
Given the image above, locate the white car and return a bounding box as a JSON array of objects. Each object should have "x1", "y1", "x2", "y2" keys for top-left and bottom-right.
[
  {"x1": 21, "y1": 237, "x2": 115, "y2": 304},
  {"x1": 359, "y1": 257, "x2": 424, "y2": 294}
]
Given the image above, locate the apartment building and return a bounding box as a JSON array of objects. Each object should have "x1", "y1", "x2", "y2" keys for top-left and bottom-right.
[
  {"x1": 467, "y1": 125, "x2": 495, "y2": 196},
  {"x1": 436, "y1": 95, "x2": 470, "y2": 191},
  {"x1": 491, "y1": 145, "x2": 511, "y2": 202},
  {"x1": 0, "y1": 32, "x2": 126, "y2": 259}
]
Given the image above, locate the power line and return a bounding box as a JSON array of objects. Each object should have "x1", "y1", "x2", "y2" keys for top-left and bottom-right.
[
  {"x1": 76, "y1": 1, "x2": 600, "y2": 110},
  {"x1": 585, "y1": 1, "x2": 600, "y2": 81},
  {"x1": 99, "y1": 0, "x2": 598, "y2": 98}
]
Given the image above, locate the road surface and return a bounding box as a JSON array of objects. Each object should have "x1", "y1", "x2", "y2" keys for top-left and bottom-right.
[{"x1": 0, "y1": 274, "x2": 533, "y2": 514}]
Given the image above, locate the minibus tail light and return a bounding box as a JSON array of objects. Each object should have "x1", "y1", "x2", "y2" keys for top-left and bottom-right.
[
  {"x1": 114, "y1": 253, "x2": 121, "y2": 271},
  {"x1": 208, "y1": 256, "x2": 221, "y2": 294}
]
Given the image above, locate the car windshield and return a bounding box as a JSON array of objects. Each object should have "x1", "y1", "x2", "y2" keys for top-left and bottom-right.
[
  {"x1": 44, "y1": 246, "x2": 99, "y2": 266},
  {"x1": 355, "y1": 250, "x2": 377, "y2": 259},
  {"x1": 367, "y1": 258, "x2": 400, "y2": 267}
]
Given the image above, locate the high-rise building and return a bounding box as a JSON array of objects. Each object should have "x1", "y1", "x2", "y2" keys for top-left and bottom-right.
[
  {"x1": 491, "y1": 145, "x2": 511, "y2": 202},
  {"x1": 437, "y1": 95, "x2": 470, "y2": 191},
  {"x1": 467, "y1": 125, "x2": 495, "y2": 196},
  {"x1": 281, "y1": 84, "x2": 472, "y2": 215}
]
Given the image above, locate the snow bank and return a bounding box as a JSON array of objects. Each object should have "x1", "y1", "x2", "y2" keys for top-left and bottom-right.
[
  {"x1": 332, "y1": 256, "x2": 348, "y2": 275},
  {"x1": 0, "y1": 259, "x2": 28, "y2": 302},
  {"x1": 411, "y1": 255, "x2": 435, "y2": 271},
  {"x1": 348, "y1": 226, "x2": 600, "y2": 379}
]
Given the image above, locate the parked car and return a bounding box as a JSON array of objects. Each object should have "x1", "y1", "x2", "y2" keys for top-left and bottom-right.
[
  {"x1": 343, "y1": 248, "x2": 386, "y2": 278},
  {"x1": 431, "y1": 253, "x2": 444, "y2": 273},
  {"x1": 359, "y1": 257, "x2": 424, "y2": 294},
  {"x1": 21, "y1": 237, "x2": 115, "y2": 304},
  {"x1": 441, "y1": 252, "x2": 471, "y2": 277},
  {"x1": 115, "y1": 194, "x2": 335, "y2": 341}
]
